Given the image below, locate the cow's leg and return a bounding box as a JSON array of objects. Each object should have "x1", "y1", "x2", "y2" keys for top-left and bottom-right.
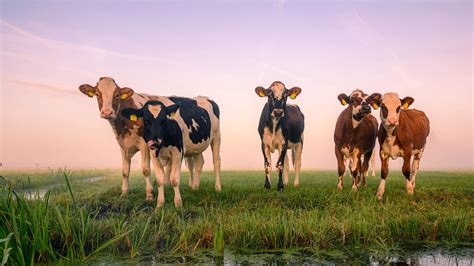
[
  {"x1": 120, "y1": 149, "x2": 131, "y2": 197},
  {"x1": 211, "y1": 132, "x2": 222, "y2": 191},
  {"x1": 361, "y1": 150, "x2": 373, "y2": 188},
  {"x1": 151, "y1": 155, "x2": 166, "y2": 208},
  {"x1": 370, "y1": 151, "x2": 376, "y2": 177},
  {"x1": 276, "y1": 143, "x2": 288, "y2": 192},
  {"x1": 335, "y1": 147, "x2": 345, "y2": 190},
  {"x1": 349, "y1": 149, "x2": 360, "y2": 192},
  {"x1": 293, "y1": 143, "x2": 303, "y2": 188},
  {"x1": 164, "y1": 159, "x2": 171, "y2": 185},
  {"x1": 283, "y1": 154, "x2": 289, "y2": 186},
  {"x1": 170, "y1": 153, "x2": 183, "y2": 207},
  {"x1": 261, "y1": 142, "x2": 272, "y2": 190},
  {"x1": 139, "y1": 147, "x2": 153, "y2": 201},
  {"x1": 185, "y1": 157, "x2": 195, "y2": 188},
  {"x1": 192, "y1": 153, "x2": 204, "y2": 189},
  {"x1": 377, "y1": 151, "x2": 390, "y2": 200},
  {"x1": 402, "y1": 152, "x2": 414, "y2": 195},
  {"x1": 410, "y1": 149, "x2": 423, "y2": 188}
]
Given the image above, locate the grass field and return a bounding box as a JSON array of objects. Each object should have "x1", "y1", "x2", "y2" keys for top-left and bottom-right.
[{"x1": 1, "y1": 169, "x2": 473, "y2": 264}]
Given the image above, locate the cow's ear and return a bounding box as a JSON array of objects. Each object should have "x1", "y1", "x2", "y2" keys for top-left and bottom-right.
[
  {"x1": 367, "y1": 93, "x2": 382, "y2": 110},
  {"x1": 255, "y1": 86, "x2": 268, "y2": 97},
  {"x1": 288, "y1": 87, "x2": 302, "y2": 99},
  {"x1": 165, "y1": 103, "x2": 181, "y2": 116},
  {"x1": 337, "y1": 93, "x2": 350, "y2": 106},
  {"x1": 121, "y1": 108, "x2": 143, "y2": 122},
  {"x1": 79, "y1": 84, "x2": 96, "y2": 98},
  {"x1": 120, "y1": 87, "x2": 134, "y2": 100},
  {"x1": 401, "y1": 97, "x2": 414, "y2": 109}
]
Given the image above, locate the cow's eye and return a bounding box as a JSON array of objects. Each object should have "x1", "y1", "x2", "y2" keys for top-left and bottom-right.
[
  {"x1": 115, "y1": 93, "x2": 120, "y2": 98},
  {"x1": 396, "y1": 106, "x2": 401, "y2": 113}
]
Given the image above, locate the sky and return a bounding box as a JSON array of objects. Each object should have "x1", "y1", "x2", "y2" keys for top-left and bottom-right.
[{"x1": 0, "y1": 0, "x2": 472, "y2": 171}]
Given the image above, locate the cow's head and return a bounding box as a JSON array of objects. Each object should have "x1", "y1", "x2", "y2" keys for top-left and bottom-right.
[
  {"x1": 338, "y1": 89, "x2": 381, "y2": 126},
  {"x1": 255, "y1": 81, "x2": 301, "y2": 122},
  {"x1": 121, "y1": 101, "x2": 180, "y2": 151},
  {"x1": 367, "y1": 92, "x2": 414, "y2": 130},
  {"x1": 79, "y1": 77, "x2": 134, "y2": 120}
]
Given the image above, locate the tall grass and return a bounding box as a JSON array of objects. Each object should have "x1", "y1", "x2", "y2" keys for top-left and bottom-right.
[{"x1": 0, "y1": 174, "x2": 130, "y2": 264}]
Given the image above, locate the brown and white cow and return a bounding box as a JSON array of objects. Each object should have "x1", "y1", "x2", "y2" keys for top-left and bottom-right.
[
  {"x1": 334, "y1": 89, "x2": 380, "y2": 191},
  {"x1": 79, "y1": 77, "x2": 193, "y2": 200},
  {"x1": 368, "y1": 92, "x2": 430, "y2": 200}
]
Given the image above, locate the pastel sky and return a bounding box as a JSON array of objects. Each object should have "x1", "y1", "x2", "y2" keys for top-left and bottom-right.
[{"x1": 1, "y1": 1, "x2": 472, "y2": 170}]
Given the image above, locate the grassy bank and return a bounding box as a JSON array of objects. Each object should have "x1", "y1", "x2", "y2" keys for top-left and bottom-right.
[{"x1": 1, "y1": 170, "x2": 473, "y2": 263}]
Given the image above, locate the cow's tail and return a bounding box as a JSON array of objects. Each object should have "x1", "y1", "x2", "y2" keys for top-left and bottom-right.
[{"x1": 208, "y1": 100, "x2": 220, "y2": 119}]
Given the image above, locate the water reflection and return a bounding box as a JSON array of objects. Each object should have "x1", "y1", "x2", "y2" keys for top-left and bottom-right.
[{"x1": 97, "y1": 246, "x2": 473, "y2": 265}]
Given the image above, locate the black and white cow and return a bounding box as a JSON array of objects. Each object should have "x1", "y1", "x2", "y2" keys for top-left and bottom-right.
[
  {"x1": 255, "y1": 81, "x2": 304, "y2": 192},
  {"x1": 121, "y1": 96, "x2": 221, "y2": 208}
]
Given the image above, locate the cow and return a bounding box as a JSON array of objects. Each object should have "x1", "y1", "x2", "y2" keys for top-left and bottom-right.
[
  {"x1": 255, "y1": 81, "x2": 304, "y2": 192},
  {"x1": 367, "y1": 92, "x2": 430, "y2": 200},
  {"x1": 79, "y1": 77, "x2": 158, "y2": 200},
  {"x1": 121, "y1": 96, "x2": 221, "y2": 208},
  {"x1": 334, "y1": 90, "x2": 380, "y2": 191}
]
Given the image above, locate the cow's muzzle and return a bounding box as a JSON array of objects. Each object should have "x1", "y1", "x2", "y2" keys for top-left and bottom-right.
[
  {"x1": 100, "y1": 109, "x2": 116, "y2": 120},
  {"x1": 147, "y1": 139, "x2": 163, "y2": 150},
  {"x1": 271, "y1": 109, "x2": 284, "y2": 119}
]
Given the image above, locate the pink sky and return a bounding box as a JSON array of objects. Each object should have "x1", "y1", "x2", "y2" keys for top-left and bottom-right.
[{"x1": 1, "y1": 1, "x2": 472, "y2": 170}]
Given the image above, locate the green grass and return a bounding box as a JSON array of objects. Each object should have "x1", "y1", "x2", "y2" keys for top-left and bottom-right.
[{"x1": 1, "y1": 169, "x2": 473, "y2": 264}]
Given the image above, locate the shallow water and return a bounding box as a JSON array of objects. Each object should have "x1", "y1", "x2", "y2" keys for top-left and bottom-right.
[{"x1": 95, "y1": 246, "x2": 473, "y2": 265}]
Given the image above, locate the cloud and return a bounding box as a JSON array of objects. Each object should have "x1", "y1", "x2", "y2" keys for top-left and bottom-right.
[
  {"x1": 2, "y1": 78, "x2": 79, "y2": 97},
  {"x1": 0, "y1": 19, "x2": 184, "y2": 67},
  {"x1": 257, "y1": 61, "x2": 307, "y2": 82}
]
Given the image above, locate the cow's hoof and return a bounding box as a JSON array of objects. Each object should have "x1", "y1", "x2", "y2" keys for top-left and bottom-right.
[
  {"x1": 376, "y1": 193, "x2": 383, "y2": 201},
  {"x1": 120, "y1": 192, "x2": 128, "y2": 198},
  {"x1": 351, "y1": 185, "x2": 358, "y2": 192},
  {"x1": 215, "y1": 184, "x2": 221, "y2": 192},
  {"x1": 174, "y1": 199, "x2": 182, "y2": 208},
  {"x1": 264, "y1": 179, "x2": 271, "y2": 190},
  {"x1": 406, "y1": 182, "x2": 414, "y2": 195},
  {"x1": 192, "y1": 185, "x2": 199, "y2": 190},
  {"x1": 284, "y1": 180, "x2": 289, "y2": 186},
  {"x1": 146, "y1": 193, "x2": 153, "y2": 201},
  {"x1": 156, "y1": 199, "x2": 164, "y2": 208},
  {"x1": 337, "y1": 183, "x2": 343, "y2": 190},
  {"x1": 294, "y1": 182, "x2": 299, "y2": 188},
  {"x1": 277, "y1": 183, "x2": 284, "y2": 192}
]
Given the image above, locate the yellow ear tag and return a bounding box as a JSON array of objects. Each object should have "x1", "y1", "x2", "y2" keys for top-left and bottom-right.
[
  {"x1": 130, "y1": 114, "x2": 137, "y2": 121},
  {"x1": 341, "y1": 99, "x2": 347, "y2": 106},
  {"x1": 87, "y1": 91, "x2": 95, "y2": 97},
  {"x1": 372, "y1": 103, "x2": 379, "y2": 110},
  {"x1": 258, "y1": 91, "x2": 266, "y2": 97},
  {"x1": 289, "y1": 92, "x2": 297, "y2": 100},
  {"x1": 121, "y1": 93, "x2": 128, "y2": 100},
  {"x1": 402, "y1": 102, "x2": 409, "y2": 109}
]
